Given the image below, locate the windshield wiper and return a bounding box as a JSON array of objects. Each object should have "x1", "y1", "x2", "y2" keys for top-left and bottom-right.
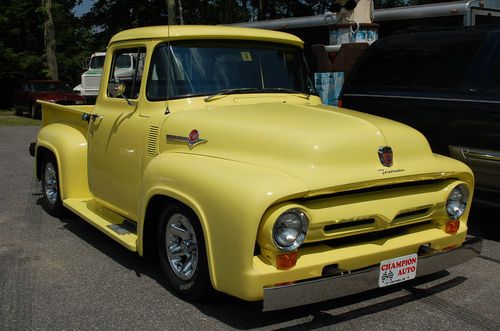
[
  {"x1": 260, "y1": 88, "x2": 310, "y2": 100},
  {"x1": 203, "y1": 88, "x2": 261, "y2": 102},
  {"x1": 204, "y1": 87, "x2": 311, "y2": 102}
]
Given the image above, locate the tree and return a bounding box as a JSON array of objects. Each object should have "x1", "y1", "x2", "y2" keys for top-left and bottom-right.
[
  {"x1": 82, "y1": 0, "x2": 168, "y2": 50},
  {"x1": 374, "y1": 0, "x2": 406, "y2": 9},
  {"x1": 0, "y1": 0, "x2": 86, "y2": 108},
  {"x1": 42, "y1": 0, "x2": 59, "y2": 80}
]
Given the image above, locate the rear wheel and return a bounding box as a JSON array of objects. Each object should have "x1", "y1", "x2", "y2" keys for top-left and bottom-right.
[
  {"x1": 157, "y1": 203, "x2": 211, "y2": 301},
  {"x1": 41, "y1": 154, "x2": 64, "y2": 217}
]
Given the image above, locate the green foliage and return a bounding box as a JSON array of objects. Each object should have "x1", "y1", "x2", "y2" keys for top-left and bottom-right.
[
  {"x1": 374, "y1": 0, "x2": 407, "y2": 9},
  {"x1": 0, "y1": 0, "x2": 45, "y2": 78}
]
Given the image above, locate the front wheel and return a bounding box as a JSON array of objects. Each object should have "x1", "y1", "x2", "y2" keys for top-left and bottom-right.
[
  {"x1": 157, "y1": 204, "x2": 211, "y2": 301},
  {"x1": 41, "y1": 154, "x2": 64, "y2": 217}
]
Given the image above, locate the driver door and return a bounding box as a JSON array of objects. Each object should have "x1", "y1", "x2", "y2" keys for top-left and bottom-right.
[{"x1": 87, "y1": 46, "x2": 146, "y2": 221}]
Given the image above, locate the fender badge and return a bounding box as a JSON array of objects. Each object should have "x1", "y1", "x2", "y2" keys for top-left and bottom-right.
[
  {"x1": 167, "y1": 129, "x2": 207, "y2": 149},
  {"x1": 378, "y1": 146, "x2": 393, "y2": 167}
]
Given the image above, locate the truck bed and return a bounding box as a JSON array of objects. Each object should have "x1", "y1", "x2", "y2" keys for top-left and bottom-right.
[{"x1": 37, "y1": 100, "x2": 92, "y2": 130}]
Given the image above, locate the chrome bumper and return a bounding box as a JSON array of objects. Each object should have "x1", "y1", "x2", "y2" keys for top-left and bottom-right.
[{"x1": 262, "y1": 236, "x2": 483, "y2": 311}]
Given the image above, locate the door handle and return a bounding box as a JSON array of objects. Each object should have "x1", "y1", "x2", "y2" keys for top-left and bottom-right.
[{"x1": 82, "y1": 113, "x2": 103, "y2": 122}]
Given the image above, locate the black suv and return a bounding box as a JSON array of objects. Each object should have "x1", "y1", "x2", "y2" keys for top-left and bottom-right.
[{"x1": 341, "y1": 26, "x2": 500, "y2": 206}]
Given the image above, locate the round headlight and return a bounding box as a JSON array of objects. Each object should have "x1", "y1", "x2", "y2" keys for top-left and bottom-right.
[
  {"x1": 446, "y1": 184, "x2": 469, "y2": 220},
  {"x1": 273, "y1": 208, "x2": 308, "y2": 251}
]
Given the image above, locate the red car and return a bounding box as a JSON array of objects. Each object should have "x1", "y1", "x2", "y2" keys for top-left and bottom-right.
[{"x1": 14, "y1": 80, "x2": 86, "y2": 119}]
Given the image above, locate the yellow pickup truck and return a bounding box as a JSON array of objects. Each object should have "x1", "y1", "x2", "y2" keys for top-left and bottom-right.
[{"x1": 30, "y1": 25, "x2": 482, "y2": 311}]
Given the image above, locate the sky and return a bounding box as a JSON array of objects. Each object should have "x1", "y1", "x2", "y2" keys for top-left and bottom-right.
[{"x1": 73, "y1": 0, "x2": 94, "y2": 17}]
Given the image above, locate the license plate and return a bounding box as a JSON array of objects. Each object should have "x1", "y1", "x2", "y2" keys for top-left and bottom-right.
[{"x1": 378, "y1": 253, "x2": 418, "y2": 287}]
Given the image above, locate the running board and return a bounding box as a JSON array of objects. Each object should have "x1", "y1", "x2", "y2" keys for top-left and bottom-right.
[{"x1": 63, "y1": 198, "x2": 138, "y2": 251}]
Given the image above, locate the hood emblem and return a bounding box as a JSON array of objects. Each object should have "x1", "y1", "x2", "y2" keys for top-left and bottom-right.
[
  {"x1": 378, "y1": 146, "x2": 393, "y2": 167},
  {"x1": 167, "y1": 129, "x2": 207, "y2": 149}
]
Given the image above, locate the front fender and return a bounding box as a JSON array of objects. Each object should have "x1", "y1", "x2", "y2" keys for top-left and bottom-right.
[
  {"x1": 139, "y1": 153, "x2": 308, "y2": 300},
  {"x1": 36, "y1": 123, "x2": 90, "y2": 200}
]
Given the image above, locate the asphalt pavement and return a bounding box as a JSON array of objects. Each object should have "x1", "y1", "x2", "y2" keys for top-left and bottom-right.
[{"x1": 1, "y1": 126, "x2": 499, "y2": 330}]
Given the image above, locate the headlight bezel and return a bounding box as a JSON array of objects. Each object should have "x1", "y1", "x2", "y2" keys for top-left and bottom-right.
[
  {"x1": 272, "y1": 208, "x2": 309, "y2": 252},
  {"x1": 446, "y1": 184, "x2": 469, "y2": 220}
]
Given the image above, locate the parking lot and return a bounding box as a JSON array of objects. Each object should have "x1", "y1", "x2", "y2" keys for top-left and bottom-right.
[{"x1": 1, "y1": 126, "x2": 499, "y2": 330}]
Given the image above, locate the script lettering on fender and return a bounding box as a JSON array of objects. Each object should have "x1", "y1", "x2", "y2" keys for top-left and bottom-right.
[{"x1": 378, "y1": 168, "x2": 405, "y2": 175}]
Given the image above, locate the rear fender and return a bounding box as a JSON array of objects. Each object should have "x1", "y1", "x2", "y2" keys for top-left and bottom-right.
[{"x1": 36, "y1": 123, "x2": 90, "y2": 200}]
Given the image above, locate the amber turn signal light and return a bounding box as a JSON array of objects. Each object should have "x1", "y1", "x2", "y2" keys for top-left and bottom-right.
[
  {"x1": 276, "y1": 252, "x2": 297, "y2": 269},
  {"x1": 445, "y1": 219, "x2": 460, "y2": 234}
]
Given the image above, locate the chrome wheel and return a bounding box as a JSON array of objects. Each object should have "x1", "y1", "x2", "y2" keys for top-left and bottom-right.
[
  {"x1": 44, "y1": 161, "x2": 58, "y2": 205},
  {"x1": 165, "y1": 213, "x2": 199, "y2": 281}
]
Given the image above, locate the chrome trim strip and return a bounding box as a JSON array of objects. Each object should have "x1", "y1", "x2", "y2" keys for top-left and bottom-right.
[
  {"x1": 262, "y1": 236, "x2": 483, "y2": 311},
  {"x1": 464, "y1": 150, "x2": 500, "y2": 162},
  {"x1": 342, "y1": 93, "x2": 500, "y2": 105},
  {"x1": 166, "y1": 134, "x2": 207, "y2": 149}
]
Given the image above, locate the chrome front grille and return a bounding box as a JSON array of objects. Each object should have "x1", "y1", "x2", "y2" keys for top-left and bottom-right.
[
  {"x1": 319, "y1": 221, "x2": 433, "y2": 249},
  {"x1": 299, "y1": 179, "x2": 452, "y2": 244},
  {"x1": 324, "y1": 218, "x2": 375, "y2": 232}
]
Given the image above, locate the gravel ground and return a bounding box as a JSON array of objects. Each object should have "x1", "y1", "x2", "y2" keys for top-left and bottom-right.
[{"x1": 1, "y1": 126, "x2": 499, "y2": 330}]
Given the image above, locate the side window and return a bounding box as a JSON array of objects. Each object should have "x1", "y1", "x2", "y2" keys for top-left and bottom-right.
[
  {"x1": 489, "y1": 61, "x2": 500, "y2": 94},
  {"x1": 107, "y1": 47, "x2": 146, "y2": 99},
  {"x1": 350, "y1": 32, "x2": 485, "y2": 90}
]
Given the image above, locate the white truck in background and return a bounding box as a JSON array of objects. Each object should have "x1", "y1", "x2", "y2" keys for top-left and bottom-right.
[
  {"x1": 73, "y1": 52, "x2": 106, "y2": 103},
  {"x1": 74, "y1": 51, "x2": 142, "y2": 104}
]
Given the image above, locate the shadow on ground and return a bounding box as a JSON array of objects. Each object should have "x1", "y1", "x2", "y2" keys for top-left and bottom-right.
[{"x1": 37, "y1": 196, "x2": 474, "y2": 329}]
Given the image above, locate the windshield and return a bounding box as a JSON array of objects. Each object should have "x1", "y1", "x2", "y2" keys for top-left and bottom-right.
[
  {"x1": 146, "y1": 40, "x2": 315, "y2": 101},
  {"x1": 31, "y1": 82, "x2": 71, "y2": 92},
  {"x1": 89, "y1": 55, "x2": 105, "y2": 69}
]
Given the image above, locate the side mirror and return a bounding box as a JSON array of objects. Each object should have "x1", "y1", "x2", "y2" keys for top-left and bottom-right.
[
  {"x1": 108, "y1": 81, "x2": 126, "y2": 98},
  {"x1": 107, "y1": 80, "x2": 134, "y2": 106}
]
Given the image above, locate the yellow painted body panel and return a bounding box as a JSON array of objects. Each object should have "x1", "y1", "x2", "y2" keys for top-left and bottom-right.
[
  {"x1": 109, "y1": 25, "x2": 304, "y2": 48},
  {"x1": 34, "y1": 26, "x2": 476, "y2": 302},
  {"x1": 36, "y1": 101, "x2": 91, "y2": 200}
]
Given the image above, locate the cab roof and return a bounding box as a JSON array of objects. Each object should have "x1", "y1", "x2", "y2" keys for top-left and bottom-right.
[{"x1": 109, "y1": 25, "x2": 304, "y2": 48}]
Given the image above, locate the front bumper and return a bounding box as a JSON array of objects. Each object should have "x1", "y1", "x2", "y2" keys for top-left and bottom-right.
[{"x1": 263, "y1": 235, "x2": 482, "y2": 311}]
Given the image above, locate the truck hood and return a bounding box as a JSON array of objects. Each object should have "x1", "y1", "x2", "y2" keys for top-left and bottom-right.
[{"x1": 161, "y1": 101, "x2": 447, "y2": 194}]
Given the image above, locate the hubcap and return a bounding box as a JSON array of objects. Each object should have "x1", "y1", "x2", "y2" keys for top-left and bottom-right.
[
  {"x1": 44, "y1": 162, "x2": 58, "y2": 205},
  {"x1": 165, "y1": 213, "x2": 199, "y2": 281}
]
